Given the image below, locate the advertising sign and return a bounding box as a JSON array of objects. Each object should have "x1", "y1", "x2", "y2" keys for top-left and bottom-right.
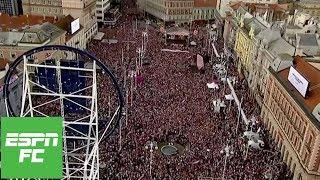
[
  {"x1": 71, "y1": 18, "x2": 80, "y2": 34},
  {"x1": 288, "y1": 66, "x2": 309, "y2": 97}
]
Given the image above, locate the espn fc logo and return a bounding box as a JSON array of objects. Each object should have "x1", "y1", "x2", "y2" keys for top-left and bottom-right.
[
  {"x1": 5, "y1": 133, "x2": 59, "y2": 163},
  {"x1": 1, "y1": 117, "x2": 63, "y2": 179}
]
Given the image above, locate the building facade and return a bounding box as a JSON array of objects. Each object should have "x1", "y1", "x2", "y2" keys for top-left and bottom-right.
[
  {"x1": 96, "y1": 0, "x2": 111, "y2": 22},
  {"x1": 261, "y1": 56, "x2": 320, "y2": 180},
  {"x1": 192, "y1": 0, "x2": 217, "y2": 21},
  {"x1": 22, "y1": 0, "x2": 63, "y2": 17},
  {"x1": 22, "y1": 0, "x2": 98, "y2": 42},
  {"x1": 0, "y1": 0, "x2": 19, "y2": 15},
  {"x1": 0, "y1": 14, "x2": 66, "y2": 62},
  {"x1": 295, "y1": 0, "x2": 320, "y2": 20},
  {"x1": 138, "y1": 0, "x2": 194, "y2": 22},
  {"x1": 230, "y1": 6, "x2": 294, "y2": 107},
  {"x1": 138, "y1": 0, "x2": 219, "y2": 23},
  {"x1": 54, "y1": 15, "x2": 86, "y2": 49}
]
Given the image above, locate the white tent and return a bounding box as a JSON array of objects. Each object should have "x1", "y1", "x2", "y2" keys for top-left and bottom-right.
[
  {"x1": 207, "y1": 82, "x2": 219, "y2": 89},
  {"x1": 225, "y1": 94, "x2": 234, "y2": 100}
]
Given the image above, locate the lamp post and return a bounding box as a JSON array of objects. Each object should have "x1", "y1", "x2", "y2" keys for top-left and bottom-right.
[
  {"x1": 145, "y1": 141, "x2": 158, "y2": 177},
  {"x1": 220, "y1": 144, "x2": 234, "y2": 180},
  {"x1": 142, "y1": 31, "x2": 148, "y2": 58},
  {"x1": 235, "y1": 96, "x2": 243, "y2": 135}
]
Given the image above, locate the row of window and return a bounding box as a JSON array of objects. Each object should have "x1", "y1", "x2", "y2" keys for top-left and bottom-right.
[
  {"x1": 30, "y1": 0, "x2": 62, "y2": 6},
  {"x1": 264, "y1": 107, "x2": 311, "y2": 174},
  {"x1": 0, "y1": 51, "x2": 17, "y2": 59},
  {"x1": 30, "y1": 6, "x2": 62, "y2": 14},
  {"x1": 167, "y1": 9, "x2": 191, "y2": 15},
  {"x1": 165, "y1": 2, "x2": 193, "y2": 8},
  {"x1": 270, "y1": 86, "x2": 307, "y2": 138},
  {"x1": 266, "y1": 82, "x2": 318, "y2": 168}
]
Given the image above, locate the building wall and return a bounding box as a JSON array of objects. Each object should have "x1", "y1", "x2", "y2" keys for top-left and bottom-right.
[
  {"x1": 0, "y1": 31, "x2": 66, "y2": 62},
  {"x1": 223, "y1": 13, "x2": 238, "y2": 50},
  {"x1": 96, "y1": 0, "x2": 110, "y2": 22},
  {"x1": 66, "y1": 28, "x2": 86, "y2": 49},
  {"x1": 22, "y1": 0, "x2": 63, "y2": 16},
  {"x1": 0, "y1": 75, "x2": 23, "y2": 116},
  {"x1": 192, "y1": 7, "x2": 215, "y2": 21},
  {"x1": 138, "y1": 0, "x2": 194, "y2": 22},
  {"x1": 251, "y1": 43, "x2": 274, "y2": 106},
  {"x1": 261, "y1": 73, "x2": 320, "y2": 179},
  {"x1": 234, "y1": 28, "x2": 257, "y2": 77},
  {"x1": 0, "y1": 0, "x2": 19, "y2": 15},
  {"x1": 296, "y1": 2, "x2": 320, "y2": 20}
]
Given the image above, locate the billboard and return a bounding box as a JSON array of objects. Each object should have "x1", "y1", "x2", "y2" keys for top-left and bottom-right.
[
  {"x1": 288, "y1": 66, "x2": 309, "y2": 97},
  {"x1": 71, "y1": 18, "x2": 80, "y2": 34}
]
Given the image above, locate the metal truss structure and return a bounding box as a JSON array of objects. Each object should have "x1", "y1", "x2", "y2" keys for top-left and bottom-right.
[{"x1": 3, "y1": 45, "x2": 123, "y2": 180}]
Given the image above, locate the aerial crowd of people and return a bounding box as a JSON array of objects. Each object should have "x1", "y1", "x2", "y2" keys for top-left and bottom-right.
[
  {"x1": 28, "y1": 0, "x2": 293, "y2": 179},
  {"x1": 86, "y1": 0, "x2": 293, "y2": 179}
]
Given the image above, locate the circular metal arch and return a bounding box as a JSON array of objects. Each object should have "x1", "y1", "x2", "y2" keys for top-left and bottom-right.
[{"x1": 2, "y1": 45, "x2": 124, "y2": 139}]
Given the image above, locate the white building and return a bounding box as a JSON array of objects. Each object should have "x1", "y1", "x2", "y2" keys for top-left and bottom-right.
[{"x1": 96, "y1": 0, "x2": 111, "y2": 22}]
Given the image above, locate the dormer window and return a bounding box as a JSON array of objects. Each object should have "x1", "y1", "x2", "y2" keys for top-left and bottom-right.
[{"x1": 10, "y1": 52, "x2": 16, "y2": 59}]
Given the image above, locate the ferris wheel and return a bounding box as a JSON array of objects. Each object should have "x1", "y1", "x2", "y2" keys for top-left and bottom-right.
[{"x1": 2, "y1": 45, "x2": 124, "y2": 179}]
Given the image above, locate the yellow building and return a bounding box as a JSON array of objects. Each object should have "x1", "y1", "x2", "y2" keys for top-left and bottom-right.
[
  {"x1": 234, "y1": 8, "x2": 266, "y2": 78},
  {"x1": 261, "y1": 56, "x2": 320, "y2": 180}
]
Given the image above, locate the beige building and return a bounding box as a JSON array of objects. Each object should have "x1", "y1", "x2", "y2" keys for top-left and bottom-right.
[
  {"x1": 192, "y1": 0, "x2": 217, "y2": 21},
  {"x1": 261, "y1": 56, "x2": 320, "y2": 180},
  {"x1": 22, "y1": 0, "x2": 98, "y2": 43},
  {"x1": 137, "y1": 0, "x2": 194, "y2": 22},
  {"x1": 138, "y1": 0, "x2": 218, "y2": 23},
  {"x1": 54, "y1": 15, "x2": 86, "y2": 49},
  {"x1": 0, "y1": 14, "x2": 66, "y2": 62},
  {"x1": 295, "y1": 0, "x2": 320, "y2": 20}
]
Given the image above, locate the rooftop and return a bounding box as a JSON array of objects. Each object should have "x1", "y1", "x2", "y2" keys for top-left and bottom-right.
[
  {"x1": 194, "y1": 0, "x2": 217, "y2": 8},
  {"x1": 298, "y1": 33, "x2": 319, "y2": 47},
  {"x1": 54, "y1": 15, "x2": 83, "y2": 41},
  {"x1": 0, "y1": 13, "x2": 56, "y2": 32},
  {"x1": 273, "y1": 56, "x2": 320, "y2": 128},
  {"x1": 230, "y1": 1, "x2": 288, "y2": 12},
  {"x1": 0, "y1": 22, "x2": 65, "y2": 46},
  {"x1": 268, "y1": 37, "x2": 295, "y2": 56},
  {"x1": 0, "y1": 58, "x2": 9, "y2": 71}
]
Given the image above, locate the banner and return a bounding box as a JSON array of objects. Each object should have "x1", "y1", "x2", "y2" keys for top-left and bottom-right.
[{"x1": 197, "y1": 54, "x2": 204, "y2": 70}]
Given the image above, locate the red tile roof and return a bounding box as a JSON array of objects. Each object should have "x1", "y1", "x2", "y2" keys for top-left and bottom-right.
[
  {"x1": 194, "y1": 0, "x2": 217, "y2": 8},
  {"x1": 0, "y1": 58, "x2": 9, "y2": 71},
  {"x1": 0, "y1": 13, "x2": 57, "y2": 32}
]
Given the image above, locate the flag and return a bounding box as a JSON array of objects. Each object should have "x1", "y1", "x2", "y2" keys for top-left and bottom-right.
[{"x1": 196, "y1": 54, "x2": 204, "y2": 70}]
